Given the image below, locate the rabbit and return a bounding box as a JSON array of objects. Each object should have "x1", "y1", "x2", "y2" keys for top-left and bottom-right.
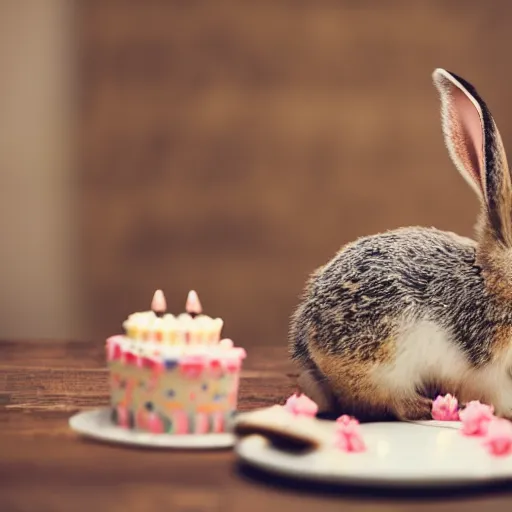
[{"x1": 289, "y1": 68, "x2": 512, "y2": 421}]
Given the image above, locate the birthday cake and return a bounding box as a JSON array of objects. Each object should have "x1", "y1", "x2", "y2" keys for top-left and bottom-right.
[{"x1": 106, "y1": 290, "x2": 246, "y2": 434}]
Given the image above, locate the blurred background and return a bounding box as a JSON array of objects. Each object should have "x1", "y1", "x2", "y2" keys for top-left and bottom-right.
[{"x1": 1, "y1": 0, "x2": 510, "y2": 347}]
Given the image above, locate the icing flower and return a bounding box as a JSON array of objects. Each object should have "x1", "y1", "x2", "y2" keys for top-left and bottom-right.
[
  {"x1": 337, "y1": 414, "x2": 358, "y2": 427},
  {"x1": 459, "y1": 401, "x2": 495, "y2": 436},
  {"x1": 431, "y1": 393, "x2": 459, "y2": 421},
  {"x1": 219, "y1": 338, "x2": 234, "y2": 349},
  {"x1": 483, "y1": 418, "x2": 512, "y2": 456},
  {"x1": 179, "y1": 355, "x2": 206, "y2": 379},
  {"x1": 335, "y1": 415, "x2": 366, "y2": 453},
  {"x1": 283, "y1": 393, "x2": 318, "y2": 417}
]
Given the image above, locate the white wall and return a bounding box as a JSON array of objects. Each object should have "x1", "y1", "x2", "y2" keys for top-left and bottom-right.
[{"x1": 0, "y1": 1, "x2": 80, "y2": 339}]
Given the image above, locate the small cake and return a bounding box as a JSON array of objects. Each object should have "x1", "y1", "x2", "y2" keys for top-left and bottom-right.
[{"x1": 106, "y1": 290, "x2": 246, "y2": 434}]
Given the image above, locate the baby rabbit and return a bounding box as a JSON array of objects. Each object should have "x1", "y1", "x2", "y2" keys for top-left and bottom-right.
[{"x1": 290, "y1": 69, "x2": 512, "y2": 421}]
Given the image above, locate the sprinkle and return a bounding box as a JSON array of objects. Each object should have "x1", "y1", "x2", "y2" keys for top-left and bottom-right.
[
  {"x1": 459, "y1": 401, "x2": 494, "y2": 436},
  {"x1": 335, "y1": 415, "x2": 366, "y2": 453},
  {"x1": 179, "y1": 355, "x2": 207, "y2": 379},
  {"x1": 151, "y1": 289, "x2": 167, "y2": 317},
  {"x1": 483, "y1": 418, "x2": 512, "y2": 456},
  {"x1": 186, "y1": 290, "x2": 202, "y2": 316},
  {"x1": 164, "y1": 359, "x2": 178, "y2": 370},
  {"x1": 283, "y1": 393, "x2": 318, "y2": 417},
  {"x1": 431, "y1": 393, "x2": 459, "y2": 421}
]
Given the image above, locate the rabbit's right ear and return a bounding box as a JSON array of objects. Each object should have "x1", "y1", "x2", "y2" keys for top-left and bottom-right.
[{"x1": 432, "y1": 68, "x2": 512, "y2": 246}]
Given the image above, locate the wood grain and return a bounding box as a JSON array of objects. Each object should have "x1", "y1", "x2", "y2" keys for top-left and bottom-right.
[
  {"x1": 77, "y1": 0, "x2": 512, "y2": 347},
  {"x1": 1, "y1": 339, "x2": 512, "y2": 511}
]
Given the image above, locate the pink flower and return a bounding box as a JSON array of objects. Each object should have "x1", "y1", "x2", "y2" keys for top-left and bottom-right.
[
  {"x1": 179, "y1": 355, "x2": 206, "y2": 379},
  {"x1": 431, "y1": 393, "x2": 459, "y2": 421},
  {"x1": 147, "y1": 412, "x2": 165, "y2": 434},
  {"x1": 483, "y1": 418, "x2": 512, "y2": 456},
  {"x1": 335, "y1": 417, "x2": 366, "y2": 453},
  {"x1": 283, "y1": 393, "x2": 318, "y2": 417},
  {"x1": 337, "y1": 414, "x2": 359, "y2": 427},
  {"x1": 459, "y1": 401, "x2": 494, "y2": 436}
]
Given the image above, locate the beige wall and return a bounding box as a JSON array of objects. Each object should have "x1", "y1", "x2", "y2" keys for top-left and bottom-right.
[{"x1": 0, "y1": 1, "x2": 80, "y2": 339}]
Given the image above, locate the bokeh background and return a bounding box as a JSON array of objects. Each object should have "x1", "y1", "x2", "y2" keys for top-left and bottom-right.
[{"x1": 1, "y1": 0, "x2": 510, "y2": 347}]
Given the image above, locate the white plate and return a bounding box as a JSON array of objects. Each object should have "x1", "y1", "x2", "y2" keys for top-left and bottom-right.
[
  {"x1": 235, "y1": 421, "x2": 512, "y2": 487},
  {"x1": 69, "y1": 408, "x2": 235, "y2": 449}
]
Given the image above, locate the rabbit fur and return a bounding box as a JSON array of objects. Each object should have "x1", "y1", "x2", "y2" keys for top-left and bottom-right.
[{"x1": 290, "y1": 69, "x2": 512, "y2": 421}]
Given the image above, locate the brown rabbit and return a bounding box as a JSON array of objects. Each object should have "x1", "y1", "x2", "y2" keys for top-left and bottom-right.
[{"x1": 289, "y1": 69, "x2": 512, "y2": 421}]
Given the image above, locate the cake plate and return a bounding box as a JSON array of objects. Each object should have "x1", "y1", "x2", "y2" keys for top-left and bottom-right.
[
  {"x1": 235, "y1": 419, "x2": 512, "y2": 488},
  {"x1": 69, "y1": 408, "x2": 236, "y2": 449}
]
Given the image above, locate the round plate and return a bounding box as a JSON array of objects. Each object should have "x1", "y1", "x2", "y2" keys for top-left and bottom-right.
[
  {"x1": 69, "y1": 408, "x2": 235, "y2": 449},
  {"x1": 235, "y1": 421, "x2": 512, "y2": 487}
]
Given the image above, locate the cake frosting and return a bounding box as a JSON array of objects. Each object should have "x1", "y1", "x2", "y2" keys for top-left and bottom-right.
[{"x1": 106, "y1": 290, "x2": 246, "y2": 435}]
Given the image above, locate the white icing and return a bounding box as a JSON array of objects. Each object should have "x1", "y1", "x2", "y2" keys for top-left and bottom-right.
[
  {"x1": 123, "y1": 309, "x2": 223, "y2": 345},
  {"x1": 110, "y1": 335, "x2": 245, "y2": 361}
]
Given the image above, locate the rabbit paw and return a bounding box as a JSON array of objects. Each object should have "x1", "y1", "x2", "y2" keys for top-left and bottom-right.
[{"x1": 392, "y1": 394, "x2": 433, "y2": 421}]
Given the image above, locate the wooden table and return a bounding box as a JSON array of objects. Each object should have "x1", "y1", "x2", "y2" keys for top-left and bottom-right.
[{"x1": 1, "y1": 340, "x2": 511, "y2": 512}]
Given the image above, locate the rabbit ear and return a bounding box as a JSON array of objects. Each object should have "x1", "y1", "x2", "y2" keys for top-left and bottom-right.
[{"x1": 432, "y1": 68, "x2": 512, "y2": 246}]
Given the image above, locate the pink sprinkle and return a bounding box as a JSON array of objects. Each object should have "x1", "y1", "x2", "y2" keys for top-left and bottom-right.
[
  {"x1": 186, "y1": 290, "x2": 202, "y2": 315},
  {"x1": 151, "y1": 289, "x2": 167, "y2": 314},
  {"x1": 459, "y1": 401, "x2": 494, "y2": 436},
  {"x1": 283, "y1": 393, "x2": 318, "y2": 417},
  {"x1": 335, "y1": 417, "x2": 366, "y2": 453},
  {"x1": 483, "y1": 418, "x2": 512, "y2": 457},
  {"x1": 431, "y1": 393, "x2": 459, "y2": 421}
]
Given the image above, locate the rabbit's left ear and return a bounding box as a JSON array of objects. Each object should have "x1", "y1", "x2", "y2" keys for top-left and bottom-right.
[{"x1": 433, "y1": 68, "x2": 512, "y2": 246}]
